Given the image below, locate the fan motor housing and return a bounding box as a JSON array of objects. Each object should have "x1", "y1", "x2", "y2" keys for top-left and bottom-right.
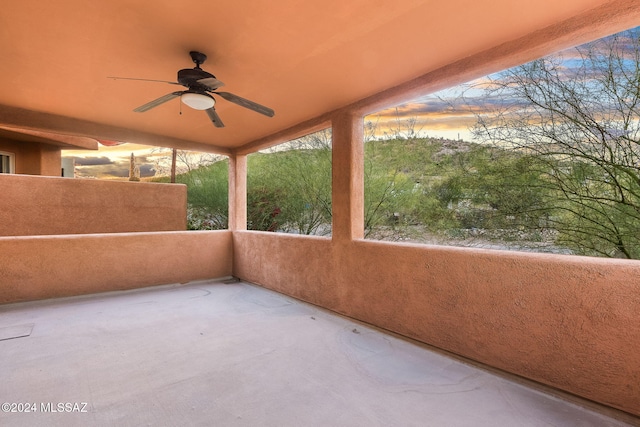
[{"x1": 177, "y1": 68, "x2": 216, "y2": 88}]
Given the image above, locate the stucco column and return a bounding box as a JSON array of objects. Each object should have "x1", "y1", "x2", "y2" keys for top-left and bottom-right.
[
  {"x1": 228, "y1": 153, "x2": 247, "y2": 231},
  {"x1": 332, "y1": 111, "x2": 364, "y2": 242}
]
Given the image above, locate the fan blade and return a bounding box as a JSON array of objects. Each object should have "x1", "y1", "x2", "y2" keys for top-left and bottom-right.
[
  {"x1": 214, "y1": 91, "x2": 275, "y2": 117},
  {"x1": 134, "y1": 91, "x2": 183, "y2": 112},
  {"x1": 197, "y1": 77, "x2": 225, "y2": 90},
  {"x1": 109, "y1": 76, "x2": 182, "y2": 86},
  {"x1": 206, "y1": 107, "x2": 225, "y2": 128}
]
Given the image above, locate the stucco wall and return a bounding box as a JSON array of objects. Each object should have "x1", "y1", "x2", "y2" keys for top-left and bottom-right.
[
  {"x1": 1, "y1": 174, "x2": 187, "y2": 235},
  {"x1": 0, "y1": 139, "x2": 62, "y2": 176},
  {"x1": 0, "y1": 230, "x2": 232, "y2": 304},
  {"x1": 232, "y1": 231, "x2": 640, "y2": 418}
]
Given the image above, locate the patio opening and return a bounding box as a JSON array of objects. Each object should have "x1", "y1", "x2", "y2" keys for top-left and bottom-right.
[{"x1": 362, "y1": 26, "x2": 640, "y2": 260}]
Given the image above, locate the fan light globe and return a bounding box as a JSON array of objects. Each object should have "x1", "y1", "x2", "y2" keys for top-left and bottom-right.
[{"x1": 181, "y1": 93, "x2": 215, "y2": 110}]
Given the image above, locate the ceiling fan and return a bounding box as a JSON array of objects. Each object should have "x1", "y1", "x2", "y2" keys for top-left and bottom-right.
[{"x1": 109, "y1": 51, "x2": 275, "y2": 128}]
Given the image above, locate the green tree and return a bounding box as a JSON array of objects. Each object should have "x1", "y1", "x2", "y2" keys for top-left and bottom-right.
[
  {"x1": 464, "y1": 149, "x2": 551, "y2": 230},
  {"x1": 364, "y1": 139, "x2": 421, "y2": 236},
  {"x1": 471, "y1": 29, "x2": 640, "y2": 258},
  {"x1": 182, "y1": 159, "x2": 229, "y2": 229},
  {"x1": 247, "y1": 129, "x2": 332, "y2": 234}
]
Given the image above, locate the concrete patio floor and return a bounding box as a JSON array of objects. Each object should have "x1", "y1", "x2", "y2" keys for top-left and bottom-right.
[{"x1": 0, "y1": 279, "x2": 635, "y2": 426}]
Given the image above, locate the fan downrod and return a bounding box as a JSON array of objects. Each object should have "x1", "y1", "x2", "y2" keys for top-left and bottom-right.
[{"x1": 190, "y1": 51, "x2": 207, "y2": 68}]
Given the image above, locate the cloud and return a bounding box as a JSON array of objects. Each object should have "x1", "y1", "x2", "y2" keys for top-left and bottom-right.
[
  {"x1": 73, "y1": 163, "x2": 125, "y2": 178},
  {"x1": 71, "y1": 156, "x2": 114, "y2": 166},
  {"x1": 139, "y1": 164, "x2": 155, "y2": 177},
  {"x1": 367, "y1": 95, "x2": 505, "y2": 126},
  {"x1": 99, "y1": 165, "x2": 129, "y2": 178},
  {"x1": 69, "y1": 154, "x2": 156, "y2": 179}
]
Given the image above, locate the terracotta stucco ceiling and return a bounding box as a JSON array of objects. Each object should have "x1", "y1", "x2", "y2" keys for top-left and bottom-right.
[{"x1": 0, "y1": 0, "x2": 638, "y2": 154}]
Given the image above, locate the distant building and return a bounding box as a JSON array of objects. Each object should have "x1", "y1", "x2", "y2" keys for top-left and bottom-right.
[{"x1": 0, "y1": 126, "x2": 97, "y2": 176}]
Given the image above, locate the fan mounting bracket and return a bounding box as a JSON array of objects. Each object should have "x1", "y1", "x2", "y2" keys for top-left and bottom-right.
[{"x1": 189, "y1": 51, "x2": 207, "y2": 68}]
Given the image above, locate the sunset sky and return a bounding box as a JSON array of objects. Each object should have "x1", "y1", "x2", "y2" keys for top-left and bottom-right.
[{"x1": 64, "y1": 143, "x2": 166, "y2": 179}]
